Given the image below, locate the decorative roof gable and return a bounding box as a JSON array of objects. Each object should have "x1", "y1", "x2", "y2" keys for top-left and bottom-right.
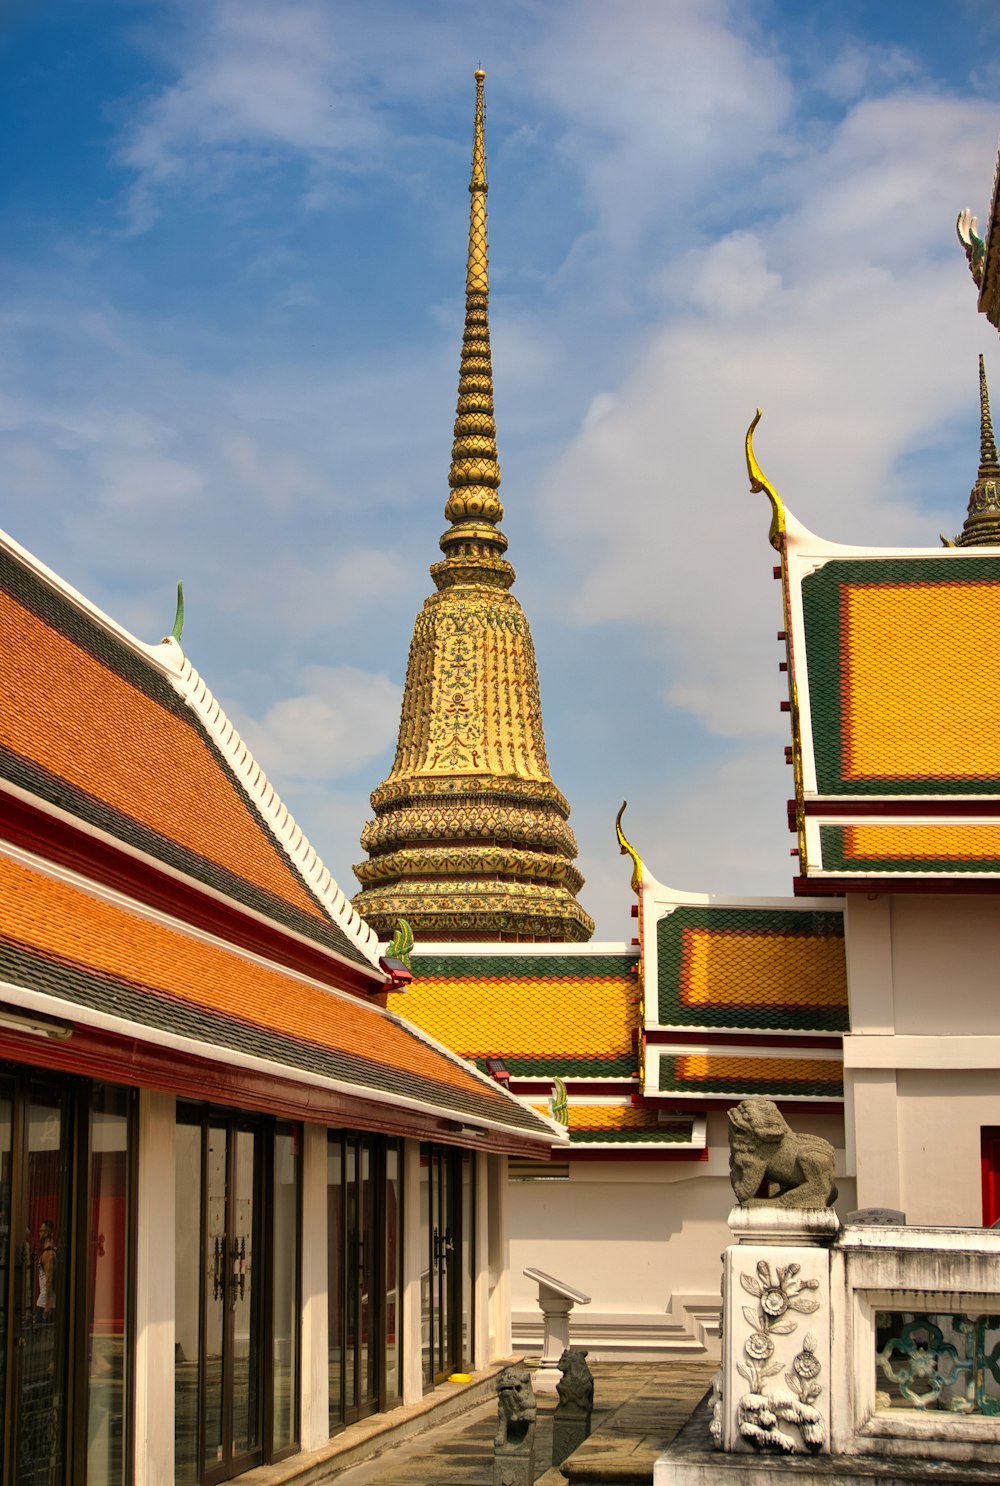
[
  {"x1": 747, "y1": 400, "x2": 1000, "y2": 889},
  {"x1": 0, "y1": 529, "x2": 379, "y2": 972}
]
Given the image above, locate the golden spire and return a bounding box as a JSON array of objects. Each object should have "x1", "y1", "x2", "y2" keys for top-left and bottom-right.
[
  {"x1": 353, "y1": 71, "x2": 593, "y2": 943},
  {"x1": 953, "y1": 356, "x2": 1000, "y2": 547},
  {"x1": 433, "y1": 67, "x2": 513, "y2": 591}
]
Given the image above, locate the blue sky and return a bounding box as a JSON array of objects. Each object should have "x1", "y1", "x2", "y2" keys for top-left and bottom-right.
[{"x1": 2, "y1": 0, "x2": 998, "y2": 936}]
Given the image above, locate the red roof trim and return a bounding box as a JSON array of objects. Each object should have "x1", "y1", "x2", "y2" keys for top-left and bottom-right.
[{"x1": 0, "y1": 1022, "x2": 550, "y2": 1158}]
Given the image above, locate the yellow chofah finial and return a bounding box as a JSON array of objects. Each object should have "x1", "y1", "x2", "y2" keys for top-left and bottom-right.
[
  {"x1": 615, "y1": 801, "x2": 643, "y2": 894},
  {"x1": 746, "y1": 409, "x2": 786, "y2": 553}
]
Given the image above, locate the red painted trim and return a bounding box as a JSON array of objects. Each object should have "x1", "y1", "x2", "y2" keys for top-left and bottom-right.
[
  {"x1": 643, "y1": 1029, "x2": 843, "y2": 1049},
  {"x1": 794, "y1": 875, "x2": 1000, "y2": 897},
  {"x1": 0, "y1": 790, "x2": 383, "y2": 1000},
  {"x1": 802, "y1": 799, "x2": 1000, "y2": 818},
  {"x1": 0, "y1": 1024, "x2": 552, "y2": 1159},
  {"x1": 652, "y1": 1097, "x2": 842, "y2": 1112}
]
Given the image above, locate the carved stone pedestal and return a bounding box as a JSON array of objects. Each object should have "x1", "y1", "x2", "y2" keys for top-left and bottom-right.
[{"x1": 719, "y1": 1207, "x2": 839, "y2": 1457}]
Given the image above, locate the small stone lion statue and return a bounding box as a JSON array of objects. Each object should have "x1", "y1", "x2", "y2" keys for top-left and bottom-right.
[
  {"x1": 555, "y1": 1348, "x2": 594, "y2": 1415},
  {"x1": 495, "y1": 1364, "x2": 537, "y2": 1451},
  {"x1": 728, "y1": 1098, "x2": 837, "y2": 1210}
]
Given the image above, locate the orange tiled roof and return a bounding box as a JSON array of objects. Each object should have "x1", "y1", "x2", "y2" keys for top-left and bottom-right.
[
  {"x1": 0, "y1": 850, "x2": 550, "y2": 1136},
  {"x1": 0, "y1": 543, "x2": 370, "y2": 964},
  {"x1": 395, "y1": 949, "x2": 640, "y2": 1077}
]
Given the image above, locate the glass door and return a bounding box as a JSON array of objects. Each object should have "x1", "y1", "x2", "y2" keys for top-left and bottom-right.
[
  {"x1": 421, "y1": 1147, "x2": 475, "y2": 1390},
  {"x1": 328, "y1": 1133, "x2": 400, "y2": 1432},
  {"x1": 343, "y1": 1135, "x2": 378, "y2": 1424},
  {"x1": 177, "y1": 1112, "x2": 264, "y2": 1486}
]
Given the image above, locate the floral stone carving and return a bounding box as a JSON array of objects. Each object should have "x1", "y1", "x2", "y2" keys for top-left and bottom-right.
[{"x1": 735, "y1": 1260, "x2": 825, "y2": 1453}]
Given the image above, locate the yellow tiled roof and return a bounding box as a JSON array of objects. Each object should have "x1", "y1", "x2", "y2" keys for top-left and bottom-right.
[{"x1": 397, "y1": 952, "x2": 638, "y2": 1069}]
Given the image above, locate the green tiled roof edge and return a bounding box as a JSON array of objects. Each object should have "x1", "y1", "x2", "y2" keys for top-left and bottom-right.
[
  {"x1": 473, "y1": 1055, "x2": 638, "y2": 1078},
  {"x1": 802, "y1": 555, "x2": 1000, "y2": 796},
  {"x1": 656, "y1": 906, "x2": 848, "y2": 1031},
  {"x1": 411, "y1": 952, "x2": 637, "y2": 979},
  {"x1": 568, "y1": 1126, "x2": 697, "y2": 1145}
]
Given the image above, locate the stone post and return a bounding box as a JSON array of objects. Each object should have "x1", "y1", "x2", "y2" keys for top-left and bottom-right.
[
  {"x1": 494, "y1": 1364, "x2": 536, "y2": 1486},
  {"x1": 718, "y1": 1206, "x2": 839, "y2": 1456},
  {"x1": 551, "y1": 1348, "x2": 594, "y2": 1467}
]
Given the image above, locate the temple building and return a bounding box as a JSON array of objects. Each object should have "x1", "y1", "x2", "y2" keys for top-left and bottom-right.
[
  {"x1": 355, "y1": 72, "x2": 853, "y2": 1360},
  {"x1": 352, "y1": 71, "x2": 594, "y2": 945},
  {"x1": 0, "y1": 521, "x2": 562, "y2": 1482},
  {"x1": 356, "y1": 74, "x2": 1000, "y2": 1364}
]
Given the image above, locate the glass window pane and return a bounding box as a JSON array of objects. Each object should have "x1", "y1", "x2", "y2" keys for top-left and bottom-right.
[
  {"x1": 461, "y1": 1153, "x2": 474, "y2": 1371},
  {"x1": 174, "y1": 1120, "x2": 201, "y2": 1486},
  {"x1": 271, "y1": 1126, "x2": 299, "y2": 1454},
  {"x1": 18, "y1": 1086, "x2": 71, "y2": 1486},
  {"x1": 419, "y1": 1149, "x2": 432, "y2": 1390},
  {"x1": 230, "y1": 1129, "x2": 260, "y2": 1459},
  {"x1": 86, "y1": 1085, "x2": 131, "y2": 1486},
  {"x1": 202, "y1": 1124, "x2": 226, "y2": 1473},
  {"x1": 384, "y1": 1144, "x2": 401, "y2": 1407},
  {"x1": 327, "y1": 1136, "x2": 343, "y2": 1433}
]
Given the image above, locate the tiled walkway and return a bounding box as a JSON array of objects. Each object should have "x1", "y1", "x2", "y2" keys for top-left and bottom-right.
[{"x1": 326, "y1": 1362, "x2": 716, "y2": 1486}]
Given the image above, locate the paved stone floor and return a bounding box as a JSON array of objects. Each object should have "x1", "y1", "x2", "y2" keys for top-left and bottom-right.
[{"x1": 326, "y1": 1362, "x2": 716, "y2": 1486}]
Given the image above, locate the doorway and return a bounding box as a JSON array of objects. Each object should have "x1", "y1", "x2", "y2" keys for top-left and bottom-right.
[
  {"x1": 175, "y1": 1112, "x2": 264, "y2": 1485},
  {"x1": 420, "y1": 1146, "x2": 474, "y2": 1389},
  {"x1": 327, "y1": 1133, "x2": 402, "y2": 1433}
]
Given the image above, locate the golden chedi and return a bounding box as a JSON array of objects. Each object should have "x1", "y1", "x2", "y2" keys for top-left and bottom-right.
[{"x1": 353, "y1": 71, "x2": 594, "y2": 943}]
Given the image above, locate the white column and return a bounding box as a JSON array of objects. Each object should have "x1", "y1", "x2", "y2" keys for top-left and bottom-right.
[
  {"x1": 474, "y1": 1151, "x2": 490, "y2": 1369},
  {"x1": 487, "y1": 1154, "x2": 511, "y2": 1359},
  {"x1": 299, "y1": 1123, "x2": 329, "y2": 1451},
  {"x1": 401, "y1": 1140, "x2": 424, "y2": 1404},
  {"x1": 852, "y1": 1069, "x2": 902, "y2": 1211},
  {"x1": 133, "y1": 1090, "x2": 176, "y2": 1486}
]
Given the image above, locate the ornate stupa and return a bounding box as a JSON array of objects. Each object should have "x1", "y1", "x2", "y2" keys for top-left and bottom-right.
[
  {"x1": 950, "y1": 355, "x2": 1000, "y2": 547},
  {"x1": 353, "y1": 71, "x2": 594, "y2": 943}
]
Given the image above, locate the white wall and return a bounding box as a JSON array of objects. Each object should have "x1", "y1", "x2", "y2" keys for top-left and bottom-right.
[
  {"x1": 845, "y1": 894, "x2": 1000, "y2": 1222},
  {"x1": 508, "y1": 1118, "x2": 852, "y2": 1361}
]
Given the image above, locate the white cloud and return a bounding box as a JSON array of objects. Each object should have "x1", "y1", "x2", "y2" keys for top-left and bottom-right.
[{"x1": 228, "y1": 664, "x2": 403, "y2": 782}]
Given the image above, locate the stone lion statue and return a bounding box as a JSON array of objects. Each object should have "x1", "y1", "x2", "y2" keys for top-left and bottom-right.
[
  {"x1": 556, "y1": 1348, "x2": 594, "y2": 1414},
  {"x1": 728, "y1": 1098, "x2": 837, "y2": 1210},
  {"x1": 495, "y1": 1364, "x2": 536, "y2": 1451}
]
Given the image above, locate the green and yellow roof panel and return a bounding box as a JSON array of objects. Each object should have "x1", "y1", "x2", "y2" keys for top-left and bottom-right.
[
  {"x1": 527, "y1": 1100, "x2": 706, "y2": 1150},
  {"x1": 747, "y1": 408, "x2": 1000, "y2": 885},
  {"x1": 638, "y1": 889, "x2": 847, "y2": 1035},
  {"x1": 394, "y1": 947, "x2": 641, "y2": 1079},
  {"x1": 649, "y1": 1046, "x2": 843, "y2": 1102}
]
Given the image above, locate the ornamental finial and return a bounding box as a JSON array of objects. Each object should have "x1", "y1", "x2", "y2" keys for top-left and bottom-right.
[
  {"x1": 745, "y1": 410, "x2": 786, "y2": 553},
  {"x1": 952, "y1": 356, "x2": 1000, "y2": 547},
  {"x1": 431, "y1": 68, "x2": 513, "y2": 592}
]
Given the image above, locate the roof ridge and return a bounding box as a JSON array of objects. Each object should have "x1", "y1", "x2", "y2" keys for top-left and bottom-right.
[
  {"x1": 171, "y1": 652, "x2": 381, "y2": 969},
  {"x1": 0, "y1": 524, "x2": 380, "y2": 971}
]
